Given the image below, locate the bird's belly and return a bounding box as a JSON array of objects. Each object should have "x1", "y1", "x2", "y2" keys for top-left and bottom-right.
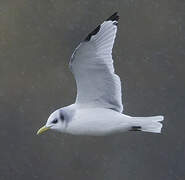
[
  {"x1": 67, "y1": 123, "x2": 118, "y2": 136},
  {"x1": 66, "y1": 110, "x2": 130, "y2": 136}
]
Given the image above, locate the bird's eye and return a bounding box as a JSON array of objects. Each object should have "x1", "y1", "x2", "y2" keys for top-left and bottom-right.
[{"x1": 52, "y1": 119, "x2": 58, "y2": 124}]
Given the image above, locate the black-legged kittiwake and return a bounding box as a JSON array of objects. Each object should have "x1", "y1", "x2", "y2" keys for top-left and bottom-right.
[{"x1": 37, "y1": 12, "x2": 164, "y2": 136}]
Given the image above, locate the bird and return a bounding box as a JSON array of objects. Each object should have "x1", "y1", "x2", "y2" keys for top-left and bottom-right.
[{"x1": 37, "y1": 12, "x2": 164, "y2": 136}]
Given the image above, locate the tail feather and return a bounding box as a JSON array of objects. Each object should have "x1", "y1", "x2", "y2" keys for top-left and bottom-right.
[{"x1": 131, "y1": 115, "x2": 164, "y2": 133}]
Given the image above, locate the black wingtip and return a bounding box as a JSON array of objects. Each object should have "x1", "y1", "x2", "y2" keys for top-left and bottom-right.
[
  {"x1": 84, "y1": 12, "x2": 119, "y2": 42},
  {"x1": 84, "y1": 25, "x2": 101, "y2": 41},
  {"x1": 106, "y1": 12, "x2": 119, "y2": 21}
]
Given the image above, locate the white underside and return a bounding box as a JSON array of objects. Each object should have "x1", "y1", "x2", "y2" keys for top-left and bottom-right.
[{"x1": 64, "y1": 107, "x2": 163, "y2": 136}]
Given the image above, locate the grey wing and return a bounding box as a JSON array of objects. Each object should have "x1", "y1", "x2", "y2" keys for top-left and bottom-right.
[{"x1": 69, "y1": 12, "x2": 123, "y2": 112}]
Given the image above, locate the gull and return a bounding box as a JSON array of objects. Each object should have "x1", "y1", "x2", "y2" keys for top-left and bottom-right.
[{"x1": 37, "y1": 12, "x2": 164, "y2": 136}]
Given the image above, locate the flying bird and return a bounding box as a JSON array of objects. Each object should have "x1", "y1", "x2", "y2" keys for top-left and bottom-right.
[{"x1": 37, "y1": 12, "x2": 164, "y2": 136}]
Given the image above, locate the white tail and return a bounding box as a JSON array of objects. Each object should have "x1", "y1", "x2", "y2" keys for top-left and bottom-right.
[{"x1": 131, "y1": 116, "x2": 164, "y2": 133}]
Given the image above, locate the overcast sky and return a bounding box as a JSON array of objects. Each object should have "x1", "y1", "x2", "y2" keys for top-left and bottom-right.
[{"x1": 0, "y1": 0, "x2": 185, "y2": 180}]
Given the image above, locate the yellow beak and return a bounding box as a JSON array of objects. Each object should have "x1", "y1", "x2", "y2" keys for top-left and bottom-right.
[{"x1": 37, "y1": 126, "x2": 50, "y2": 135}]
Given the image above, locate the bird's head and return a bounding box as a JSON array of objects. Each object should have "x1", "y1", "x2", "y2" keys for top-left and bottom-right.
[{"x1": 37, "y1": 105, "x2": 75, "y2": 135}]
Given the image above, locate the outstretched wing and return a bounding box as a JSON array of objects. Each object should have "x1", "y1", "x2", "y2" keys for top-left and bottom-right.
[{"x1": 69, "y1": 12, "x2": 123, "y2": 112}]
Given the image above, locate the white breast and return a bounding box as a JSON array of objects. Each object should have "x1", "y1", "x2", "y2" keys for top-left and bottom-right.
[{"x1": 66, "y1": 108, "x2": 131, "y2": 136}]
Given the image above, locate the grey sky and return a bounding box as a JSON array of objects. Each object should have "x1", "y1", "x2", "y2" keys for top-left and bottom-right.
[{"x1": 0, "y1": 0, "x2": 185, "y2": 180}]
